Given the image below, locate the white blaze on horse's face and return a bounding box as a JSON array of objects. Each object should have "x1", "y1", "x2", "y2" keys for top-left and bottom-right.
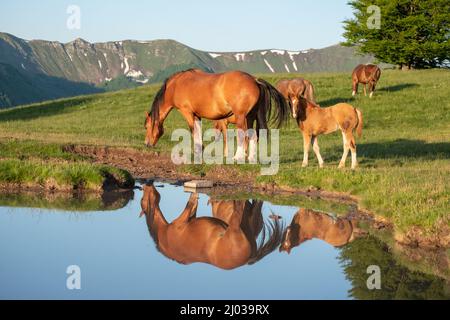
[{"x1": 290, "y1": 97, "x2": 299, "y2": 119}]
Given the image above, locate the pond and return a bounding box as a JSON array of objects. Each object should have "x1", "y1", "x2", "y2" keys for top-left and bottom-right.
[{"x1": 0, "y1": 182, "x2": 448, "y2": 300}]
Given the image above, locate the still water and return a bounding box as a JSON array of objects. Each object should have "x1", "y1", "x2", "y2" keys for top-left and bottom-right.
[{"x1": 0, "y1": 182, "x2": 448, "y2": 300}]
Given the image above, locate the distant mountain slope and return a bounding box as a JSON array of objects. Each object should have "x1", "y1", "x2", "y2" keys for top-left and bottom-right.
[
  {"x1": 0, "y1": 32, "x2": 376, "y2": 107},
  {"x1": 0, "y1": 62, "x2": 101, "y2": 108}
]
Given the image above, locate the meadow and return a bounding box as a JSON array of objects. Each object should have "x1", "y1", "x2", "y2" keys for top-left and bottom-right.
[{"x1": 0, "y1": 69, "x2": 448, "y2": 237}]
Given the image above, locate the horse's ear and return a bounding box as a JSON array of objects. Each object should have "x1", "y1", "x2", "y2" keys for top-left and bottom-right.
[{"x1": 145, "y1": 111, "x2": 150, "y2": 118}]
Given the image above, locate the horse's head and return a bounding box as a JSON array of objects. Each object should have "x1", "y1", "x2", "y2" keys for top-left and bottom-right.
[
  {"x1": 144, "y1": 111, "x2": 164, "y2": 147},
  {"x1": 279, "y1": 223, "x2": 301, "y2": 254},
  {"x1": 140, "y1": 183, "x2": 161, "y2": 217},
  {"x1": 288, "y1": 94, "x2": 300, "y2": 119}
]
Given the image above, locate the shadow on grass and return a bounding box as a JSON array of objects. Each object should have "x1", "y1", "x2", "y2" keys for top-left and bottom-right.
[
  {"x1": 279, "y1": 139, "x2": 450, "y2": 165},
  {"x1": 359, "y1": 139, "x2": 450, "y2": 160},
  {"x1": 318, "y1": 97, "x2": 352, "y2": 107},
  {"x1": 0, "y1": 96, "x2": 95, "y2": 122},
  {"x1": 379, "y1": 83, "x2": 418, "y2": 92}
]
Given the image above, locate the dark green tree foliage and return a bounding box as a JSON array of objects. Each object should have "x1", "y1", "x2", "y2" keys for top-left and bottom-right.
[
  {"x1": 98, "y1": 75, "x2": 142, "y2": 92},
  {"x1": 339, "y1": 236, "x2": 450, "y2": 300},
  {"x1": 343, "y1": 0, "x2": 450, "y2": 68}
]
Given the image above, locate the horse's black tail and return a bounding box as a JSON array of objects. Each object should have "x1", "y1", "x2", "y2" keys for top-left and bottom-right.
[
  {"x1": 247, "y1": 216, "x2": 284, "y2": 265},
  {"x1": 255, "y1": 79, "x2": 289, "y2": 129}
]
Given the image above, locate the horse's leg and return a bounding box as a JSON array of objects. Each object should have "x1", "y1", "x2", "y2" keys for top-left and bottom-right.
[
  {"x1": 247, "y1": 115, "x2": 258, "y2": 163},
  {"x1": 369, "y1": 83, "x2": 376, "y2": 98},
  {"x1": 347, "y1": 132, "x2": 358, "y2": 170},
  {"x1": 302, "y1": 133, "x2": 311, "y2": 167},
  {"x1": 233, "y1": 114, "x2": 247, "y2": 162},
  {"x1": 193, "y1": 115, "x2": 203, "y2": 157},
  {"x1": 311, "y1": 136, "x2": 324, "y2": 168},
  {"x1": 338, "y1": 131, "x2": 351, "y2": 169},
  {"x1": 173, "y1": 192, "x2": 199, "y2": 225},
  {"x1": 352, "y1": 80, "x2": 358, "y2": 97},
  {"x1": 215, "y1": 120, "x2": 228, "y2": 157}
]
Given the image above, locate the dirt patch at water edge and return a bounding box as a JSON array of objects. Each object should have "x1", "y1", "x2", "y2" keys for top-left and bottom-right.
[
  {"x1": 63, "y1": 145, "x2": 449, "y2": 249},
  {"x1": 62, "y1": 145, "x2": 358, "y2": 203}
]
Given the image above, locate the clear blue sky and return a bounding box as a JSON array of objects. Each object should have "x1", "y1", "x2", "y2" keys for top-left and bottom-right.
[{"x1": 0, "y1": 0, "x2": 353, "y2": 52}]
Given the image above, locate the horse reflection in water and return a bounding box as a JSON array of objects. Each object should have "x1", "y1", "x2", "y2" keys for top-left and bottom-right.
[
  {"x1": 140, "y1": 184, "x2": 283, "y2": 270},
  {"x1": 279, "y1": 208, "x2": 360, "y2": 254}
]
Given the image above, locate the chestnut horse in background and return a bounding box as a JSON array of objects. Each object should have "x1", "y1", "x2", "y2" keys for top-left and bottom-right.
[
  {"x1": 279, "y1": 208, "x2": 360, "y2": 254},
  {"x1": 276, "y1": 78, "x2": 316, "y2": 118},
  {"x1": 352, "y1": 64, "x2": 381, "y2": 98},
  {"x1": 296, "y1": 97, "x2": 363, "y2": 170},
  {"x1": 140, "y1": 184, "x2": 283, "y2": 270},
  {"x1": 144, "y1": 69, "x2": 289, "y2": 161}
]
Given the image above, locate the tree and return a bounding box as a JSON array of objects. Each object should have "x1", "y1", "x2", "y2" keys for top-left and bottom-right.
[{"x1": 342, "y1": 0, "x2": 450, "y2": 69}]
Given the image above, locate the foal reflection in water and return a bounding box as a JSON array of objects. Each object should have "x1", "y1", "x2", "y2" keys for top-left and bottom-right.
[
  {"x1": 140, "y1": 184, "x2": 283, "y2": 270},
  {"x1": 279, "y1": 208, "x2": 360, "y2": 254}
]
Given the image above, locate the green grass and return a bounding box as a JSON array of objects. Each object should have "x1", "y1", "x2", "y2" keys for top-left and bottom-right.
[
  {"x1": 0, "y1": 159, "x2": 133, "y2": 191},
  {"x1": 0, "y1": 69, "x2": 449, "y2": 234}
]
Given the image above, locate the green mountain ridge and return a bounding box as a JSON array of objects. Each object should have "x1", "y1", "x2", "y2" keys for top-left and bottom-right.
[{"x1": 0, "y1": 32, "x2": 376, "y2": 107}]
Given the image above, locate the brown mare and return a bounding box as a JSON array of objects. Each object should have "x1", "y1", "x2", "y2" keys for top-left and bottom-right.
[
  {"x1": 276, "y1": 78, "x2": 316, "y2": 118},
  {"x1": 279, "y1": 208, "x2": 359, "y2": 254},
  {"x1": 352, "y1": 64, "x2": 381, "y2": 98},
  {"x1": 140, "y1": 184, "x2": 283, "y2": 270},
  {"x1": 296, "y1": 97, "x2": 363, "y2": 170},
  {"x1": 144, "y1": 69, "x2": 289, "y2": 161}
]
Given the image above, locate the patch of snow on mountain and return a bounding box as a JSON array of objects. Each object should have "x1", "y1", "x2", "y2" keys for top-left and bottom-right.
[
  {"x1": 284, "y1": 64, "x2": 290, "y2": 73},
  {"x1": 123, "y1": 57, "x2": 130, "y2": 74},
  {"x1": 98, "y1": 60, "x2": 102, "y2": 69},
  {"x1": 260, "y1": 51, "x2": 268, "y2": 55},
  {"x1": 271, "y1": 49, "x2": 285, "y2": 55},
  {"x1": 264, "y1": 59, "x2": 275, "y2": 73},
  {"x1": 136, "y1": 79, "x2": 149, "y2": 84},
  {"x1": 209, "y1": 53, "x2": 222, "y2": 58},
  {"x1": 287, "y1": 51, "x2": 299, "y2": 60},
  {"x1": 292, "y1": 61, "x2": 298, "y2": 71},
  {"x1": 127, "y1": 70, "x2": 143, "y2": 78},
  {"x1": 234, "y1": 53, "x2": 245, "y2": 62}
]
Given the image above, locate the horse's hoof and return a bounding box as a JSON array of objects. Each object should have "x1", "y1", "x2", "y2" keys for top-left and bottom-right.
[
  {"x1": 338, "y1": 164, "x2": 345, "y2": 169},
  {"x1": 247, "y1": 156, "x2": 257, "y2": 163},
  {"x1": 302, "y1": 163, "x2": 308, "y2": 168}
]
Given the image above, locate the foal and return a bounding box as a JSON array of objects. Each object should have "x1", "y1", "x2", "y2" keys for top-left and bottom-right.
[{"x1": 296, "y1": 97, "x2": 363, "y2": 170}]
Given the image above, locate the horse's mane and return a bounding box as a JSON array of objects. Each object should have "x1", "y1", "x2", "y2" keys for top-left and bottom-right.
[
  {"x1": 247, "y1": 204, "x2": 284, "y2": 265},
  {"x1": 299, "y1": 96, "x2": 320, "y2": 109},
  {"x1": 149, "y1": 68, "x2": 198, "y2": 125}
]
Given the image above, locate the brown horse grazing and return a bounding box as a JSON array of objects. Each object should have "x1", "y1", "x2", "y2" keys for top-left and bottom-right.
[
  {"x1": 140, "y1": 184, "x2": 283, "y2": 270},
  {"x1": 279, "y1": 208, "x2": 359, "y2": 254},
  {"x1": 144, "y1": 69, "x2": 289, "y2": 161},
  {"x1": 296, "y1": 97, "x2": 363, "y2": 170},
  {"x1": 352, "y1": 64, "x2": 381, "y2": 98},
  {"x1": 276, "y1": 78, "x2": 316, "y2": 118}
]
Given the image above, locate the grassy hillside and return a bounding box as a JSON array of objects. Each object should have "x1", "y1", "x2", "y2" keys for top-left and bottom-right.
[{"x1": 0, "y1": 69, "x2": 448, "y2": 235}]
